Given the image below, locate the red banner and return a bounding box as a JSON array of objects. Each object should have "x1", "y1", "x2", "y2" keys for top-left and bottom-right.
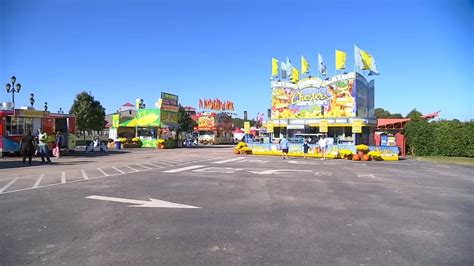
[{"x1": 199, "y1": 98, "x2": 234, "y2": 111}]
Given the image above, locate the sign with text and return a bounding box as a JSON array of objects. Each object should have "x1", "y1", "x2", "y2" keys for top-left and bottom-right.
[
  {"x1": 352, "y1": 119, "x2": 362, "y2": 133},
  {"x1": 319, "y1": 119, "x2": 328, "y2": 133},
  {"x1": 161, "y1": 92, "x2": 179, "y2": 106},
  {"x1": 244, "y1": 122, "x2": 250, "y2": 134}
]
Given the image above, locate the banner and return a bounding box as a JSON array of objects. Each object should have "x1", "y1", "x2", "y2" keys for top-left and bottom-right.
[
  {"x1": 271, "y1": 73, "x2": 356, "y2": 119},
  {"x1": 319, "y1": 119, "x2": 328, "y2": 133},
  {"x1": 352, "y1": 119, "x2": 362, "y2": 133},
  {"x1": 112, "y1": 114, "x2": 119, "y2": 128},
  {"x1": 197, "y1": 116, "x2": 215, "y2": 130},
  {"x1": 244, "y1": 122, "x2": 250, "y2": 134}
]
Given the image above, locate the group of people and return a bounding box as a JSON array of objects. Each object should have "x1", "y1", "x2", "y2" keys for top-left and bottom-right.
[
  {"x1": 20, "y1": 130, "x2": 63, "y2": 166},
  {"x1": 280, "y1": 135, "x2": 329, "y2": 160}
]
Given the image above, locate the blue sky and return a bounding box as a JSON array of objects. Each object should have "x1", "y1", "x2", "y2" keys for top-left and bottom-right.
[{"x1": 1, "y1": 0, "x2": 472, "y2": 120}]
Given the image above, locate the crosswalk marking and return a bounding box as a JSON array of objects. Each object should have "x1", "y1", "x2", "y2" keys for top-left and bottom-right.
[
  {"x1": 81, "y1": 170, "x2": 89, "y2": 180},
  {"x1": 97, "y1": 168, "x2": 109, "y2": 176},
  {"x1": 112, "y1": 167, "x2": 125, "y2": 174},
  {"x1": 33, "y1": 174, "x2": 45, "y2": 188},
  {"x1": 153, "y1": 162, "x2": 173, "y2": 166},
  {"x1": 136, "y1": 164, "x2": 152, "y2": 170},
  {"x1": 163, "y1": 165, "x2": 205, "y2": 173},
  {"x1": 61, "y1": 172, "x2": 66, "y2": 183},
  {"x1": 124, "y1": 165, "x2": 140, "y2": 172},
  {"x1": 0, "y1": 179, "x2": 18, "y2": 193}
]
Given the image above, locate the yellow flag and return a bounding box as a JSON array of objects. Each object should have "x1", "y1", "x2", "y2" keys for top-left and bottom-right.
[
  {"x1": 359, "y1": 49, "x2": 373, "y2": 70},
  {"x1": 335, "y1": 50, "x2": 346, "y2": 70},
  {"x1": 291, "y1": 67, "x2": 299, "y2": 83},
  {"x1": 301, "y1": 55, "x2": 310, "y2": 74},
  {"x1": 271, "y1": 58, "x2": 279, "y2": 77}
]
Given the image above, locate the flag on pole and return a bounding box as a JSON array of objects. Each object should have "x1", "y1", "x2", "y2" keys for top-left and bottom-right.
[
  {"x1": 272, "y1": 58, "x2": 279, "y2": 77},
  {"x1": 354, "y1": 45, "x2": 379, "y2": 74},
  {"x1": 301, "y1": 55, "x2": 310, "y2": 74},
  {"x1": 286, "y1": 57, "x2": 293, "y2": 78},
  {"x1": 291, "y1": 67, "x2": 299, "y2": 83},
  {"x1": 335, "y1": 50, "x2": 346, "y2": 70},
  {"x1": 281, "y1": 61, "x2": 287, "y2": 79},
  {"x1": 318, "y1": 53, "x2": 327, "y2": 76}
]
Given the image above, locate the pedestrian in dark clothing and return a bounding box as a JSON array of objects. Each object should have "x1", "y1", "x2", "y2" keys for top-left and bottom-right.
[
  {"x1": 303, "y1": 138, "x2": 310, "y2": 160},
  {"x1": 21, "y1": 130, "x2": 36, "y2": 165}
]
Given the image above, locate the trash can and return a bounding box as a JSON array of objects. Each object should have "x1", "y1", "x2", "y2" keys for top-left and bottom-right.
[{"x1": 115, "y1": 141, "x2": 122, "y2": 150}]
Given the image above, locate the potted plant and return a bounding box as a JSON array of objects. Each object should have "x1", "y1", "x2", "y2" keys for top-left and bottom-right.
[
  {"x1": 338, "y1": 149, "x2": 353, "y2": 160},
  {"x1": 368, "y1": 151, "x2": 382, "y2": 161},
  {"x1": 157, "y1": 139, "x2": 165, "y2": 149}
]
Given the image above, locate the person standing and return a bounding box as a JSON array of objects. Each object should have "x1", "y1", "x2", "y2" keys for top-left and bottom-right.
[
  {"x1": 303, "y1": 138, "x2": 310, "y2": 160},
  {"x1": 38, "y1": 129, "x2": 52, "y2": 164},
  {"x1": 21, "y1": 130, "x2": 36, "y2": 165},
  {"x1": 318, "y1": 135, "x2": 328, "y2": 160},
  {"x1": 280, "y1": 135, "x2": 289, "y2": 160}
]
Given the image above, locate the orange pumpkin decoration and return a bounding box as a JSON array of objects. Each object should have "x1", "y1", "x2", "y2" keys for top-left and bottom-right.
[
  {"x1": 352, "y1": 154, "x2": 360, "y2": 161},
  {"x1": 362, "y1": 154, "x2": 370, "y2": 161}
]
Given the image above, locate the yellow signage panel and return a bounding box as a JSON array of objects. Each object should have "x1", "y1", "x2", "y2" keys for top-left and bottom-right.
[
  {"x1": 244, "y1": 122, "x2": 250, "y2": 134},
  {"x1": 266, "y1": 122, "x2": 274, "y2": 133},
  {"x1": 352, "y1": 119, "x2": 362, "y2": 133},
  {"x1": 319, "y1": 119, "x2": 328, "y2": 133},
  {"x1": 112, "y1": 114, "x2": 120, "y2": 128}
]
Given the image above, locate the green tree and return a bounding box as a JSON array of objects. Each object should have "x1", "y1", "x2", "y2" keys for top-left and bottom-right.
[
  {"x1": 406, "y1": 108, "x2": 423, "y2": 120},
  {"x1": 177, "y1": 105, "x2": 196, "y2": 134},
  {"x1": 69, "y1": 91, "x2": 106, "y2": 137},
  {"x1": 375, "y1": 108, "x2": 391, "y2": 118}
]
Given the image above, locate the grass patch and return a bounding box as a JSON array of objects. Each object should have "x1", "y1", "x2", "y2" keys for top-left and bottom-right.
[{"x1": 414, "y1": 156, "x2": 474, "y2": 166}]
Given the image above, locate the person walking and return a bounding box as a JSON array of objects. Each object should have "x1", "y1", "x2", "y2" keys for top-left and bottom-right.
[
  {"x1": 318, "y1": 135, "x2": 328, "y2": 160},
  {"x1": 21, "y1": 130, "x2": 36, "y2": 166},
  {"x1": 303, "y1": 138, "x2": 310, "y2": 160},
  {"x1": 280, "y1": 135, "x2": 289, "y2": 160},
  {"x1": 53, "y1": 131, "x2": 63, "y2": 158},
  {"x1": 38, "y1": 129, "x2": 52, "y2": 164}
]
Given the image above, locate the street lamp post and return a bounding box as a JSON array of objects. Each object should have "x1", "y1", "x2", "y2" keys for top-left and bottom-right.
[
  {"x1": 29, "y1": 93, "x2": 35, "y2": 108},
  {"x1": 5, "y1": 76, "x2": 22, "y2": 104}
]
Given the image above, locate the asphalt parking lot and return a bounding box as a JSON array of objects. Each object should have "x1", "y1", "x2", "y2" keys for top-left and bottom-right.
[{"x1": 1, "y1": 147, "x2": 473, "y2": 265}]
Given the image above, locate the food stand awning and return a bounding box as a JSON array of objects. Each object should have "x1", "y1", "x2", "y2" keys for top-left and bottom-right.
[{"x1": 118, "y1": 111, "x2": 161, "y2": 127}]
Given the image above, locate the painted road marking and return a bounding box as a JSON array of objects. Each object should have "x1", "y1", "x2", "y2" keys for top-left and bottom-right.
[
  {"x1": 86, "y1": 195, "x2": 201, "y2": 208},
  {"x1": 61, "y1": 172, "x2": 66, "y2": 183},
  {"x1": 112, "y1": 167, "x2": 125, "y2": 174},
  {"x1": 255, "y1": 169, "x2": 312, "y2": 175},
  {"x1": 357, "y1": 173, "x2": 375, "y2": 178},
  {"x1": 212, "y1": 157, "x2": 245, "y2": 164},
  {"x1": 136, "y1": 164, "x2": 152, "y2": 170},
  {"x1": 33, "y1": 174, "x2": 45, "y2": 188},
  {"x1": 81, "y1": 170, "x2": 89, "y2": 180},
  {"x1": 314, "y1": 171, "x2": 333, "y2": 176},
  {"x1": 152, "y1": 162, "x2": 173, "y2": 167},
  {"x1": 144, "y1": 162, "x2": 163, "y2": 168},
  {"x1": 97, "y1": 168, "x2": 110, "y2": 176},
  {"x1": 163, "y1": 165, "x2": 206, "y2": 173},
  {"x1": 0, "y1": 179, "x2": 18, "y2": 193},
  {"x1": 193, "y1": 167, "x2": 242, "y2": 174},
  {"x1": 124, "y1": 165, "x2": 140, "y2": 172}
]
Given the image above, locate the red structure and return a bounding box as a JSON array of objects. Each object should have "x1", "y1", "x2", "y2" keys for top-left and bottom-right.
[{"x1": 375, "y1": 111, "x2": 440, "y2": 156}]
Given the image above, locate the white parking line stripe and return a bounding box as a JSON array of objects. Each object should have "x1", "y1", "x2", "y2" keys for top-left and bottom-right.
[
  {"x1": 112, "y1": 167, "x2": 125, "y2": 174},
  {"x1": 61, "y1": 172, "x2": 66, "y2": 183},
  {"x1": 124, "y1": 165, "x2": 139, "y2": 172},
  {"x1": 0, "y1": 179, "x2": 18, "y2": 193},
  {"x1": 152, "y1": 162, "x2": 173, "y2": 166},
  {"x1": 144, "y1": 162, "x2": 163, "y2": 168},
  {"x1": 213, "y1": 157, "x2": 245, "y2": 164},
  {"x1": 97, "y1": 168, "x2": 109, "y2": 176},
  {"x1": 33, "y1": 174, "x2": 45, "y2": 188},
  {"x1": 81, "y1": 170, "x2": 89, "y2": 180},
  {"x1": 136, "y1": 164, "x2": 152, "y2": 170},
  {"x1": 163, "y1": 165, "x2": 205, "y2": 173}
]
